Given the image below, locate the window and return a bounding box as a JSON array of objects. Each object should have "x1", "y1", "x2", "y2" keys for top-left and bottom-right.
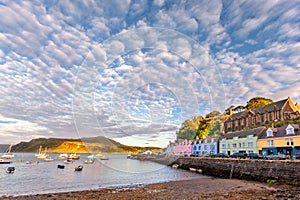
[
  {"x1": 291, "y1": 139, "x2": 294, "y2": 146},
  {"x1": 266, "y1": 113, "x2": 269, "y2": 121},
  {"x1": 248, "y1": 142, "x2": 253, "y2": 148},
  {"x1": 193, "y1": 146, "x2": 197, "y2": 150},
  {"x1": 227, "y1": 144, "x2": 230, "y2": 149},
  {"x1": 232, "y1": 143, "x2": 237, "y2": 148},
  {"x1": 238, "y1": 143, "x2": 241, "y2": 148},
  {"x1": 266, "y1": 128, "x2": 273, "y2": 137},
  {"x1": 267, "y1": 140, "x2": 274, "y2": 147},
  {"x1": 286, "y1": 139, "x2": 290, "y2": 146},
  {"x1": 198, "y1": 146, "x2": 201, "y2": 150},
  {"x1": 286, "y1": 124, "x2": 294, "y2": 135},
  {"x1": 222, "y1": 144, "x2": 226, "y2": 149},
  {"x1": 248, "y1": 117, "x2": 252, "y2": 125},
  {"x1": 242, "y1": 142, "x2": 246, "y2": 147},
  {"x1": 257, "y1": 115, "x2": 261, "y2": 123}
]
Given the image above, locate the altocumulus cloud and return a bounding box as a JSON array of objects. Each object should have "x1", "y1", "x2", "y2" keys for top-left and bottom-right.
[{"x1": 0, "y1": 0, "x2": 299, "y2": 147}]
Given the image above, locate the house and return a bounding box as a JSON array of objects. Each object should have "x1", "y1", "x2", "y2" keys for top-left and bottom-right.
[
  {"x1": 164, "y1": 141, "x2": 176, "y2": 156},
  {"x1": 192, "y1": 137, "x2": 219, "y2": 156},
  {"x1": 219, "y1": 127, "x2": 265, "y2": 155},
  {"x1": 224, "y1": 97, "x2": 300, "y2": 133},
  {"x1": 258, "y1": 124, "x2": 300, "y2": 157},
  {"x1": 174, "y1": 139, "x2": 192, "y2": 156}
]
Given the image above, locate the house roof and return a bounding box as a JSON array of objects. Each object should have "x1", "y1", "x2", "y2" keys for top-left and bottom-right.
[
  {"x1": 259, "y1": 124, "x2": 300, "y2": 139},
  {"x1": 227, "y1": 98, "x2": 289, "y2": 120},
  {"x1": 220, "y1": 127, "x2": 266, "y2": 140},
  {"x1": 192, "y1": 137, "x2": 220, "y2": 144}
]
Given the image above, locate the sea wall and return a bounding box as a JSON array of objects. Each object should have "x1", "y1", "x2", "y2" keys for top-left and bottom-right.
[{"x1": 172, "y1": 157, "x2": 300, "y2": 186}]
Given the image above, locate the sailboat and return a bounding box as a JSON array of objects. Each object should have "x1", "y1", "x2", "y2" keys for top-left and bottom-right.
[
  {"x1": 0, "y1": 144, "x2": 15, "y2": 159},
  {"x1": 35, "y1": 146, "x2": 48, "y2": 159}
]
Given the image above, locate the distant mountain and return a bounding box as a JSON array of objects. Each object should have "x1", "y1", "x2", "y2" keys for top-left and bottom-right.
[{"x1": 11, "y1": 137, "x2": 162, "y2": 154}]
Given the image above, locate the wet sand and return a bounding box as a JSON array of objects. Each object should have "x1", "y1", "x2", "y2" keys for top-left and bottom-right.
[{"x1": 1, "y1": 177, "x2": 299, "y2": 200}]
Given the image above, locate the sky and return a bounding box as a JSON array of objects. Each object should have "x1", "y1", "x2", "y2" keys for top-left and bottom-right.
[{"x1": 0, "y1": 0, "x2": 300, "y2": 148}]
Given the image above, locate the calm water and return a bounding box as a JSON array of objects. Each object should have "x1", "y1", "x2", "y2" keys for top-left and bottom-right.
[{"x1": 0, "y1": 153, "x2": 205, "y2": 197}]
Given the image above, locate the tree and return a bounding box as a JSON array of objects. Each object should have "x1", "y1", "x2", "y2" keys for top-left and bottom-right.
[
  {"x1": 244, "y1": 97, "x2": 273, "y2": 110},
  {"x1": 205, "y1": 110, "x2": 221, "y2": 118}
]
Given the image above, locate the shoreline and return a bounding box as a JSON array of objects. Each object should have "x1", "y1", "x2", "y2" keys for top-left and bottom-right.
[{"x1": 1, "y1": 177, "x2": 299, "y2": 200}]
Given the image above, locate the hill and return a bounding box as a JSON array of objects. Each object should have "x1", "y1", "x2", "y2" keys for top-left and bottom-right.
[
  {"x1": 0, "y1": 144, "x2": 10, "y2": 153},
  {"x1": 11, "y1": 137, "x2": 162, "y2": 154}
]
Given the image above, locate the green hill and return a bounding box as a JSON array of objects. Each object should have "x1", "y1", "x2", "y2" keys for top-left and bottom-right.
[{"x1": 11, "y1": 137, "x2": 162, "y2": 154}]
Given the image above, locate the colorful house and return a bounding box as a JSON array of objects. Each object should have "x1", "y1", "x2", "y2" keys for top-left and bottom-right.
[
  {"x1": 258, "y1": 124, "x2": 300, "y2": 157},
  {"x1": 174, "y1": 139, "x2": 192, "y2": 156},
  {"x1": 219, "y1": 127, "x2": 265, "y2": 155},
  {"x1": 192, "y1": 137, "x2": 219, "y2": 156},
  {"x1": 224, "y1": 97, "x2": 300, "y2": 133}
]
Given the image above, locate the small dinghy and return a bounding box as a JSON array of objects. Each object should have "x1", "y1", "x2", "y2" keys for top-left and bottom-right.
[
  {"x1": 6, "y1": 166, "x2": 15, "y2": 174},
  {"x1": 75, "y1": 165, "x2": 83, "y2": 171},
  {"x1": 57, "y1": 164, "x2": 65, "y2": 169}
]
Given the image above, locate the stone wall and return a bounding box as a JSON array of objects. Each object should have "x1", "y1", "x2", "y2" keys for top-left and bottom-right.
[{"x1": 172, "y1": 157, "x2": 300, "y2": 186}]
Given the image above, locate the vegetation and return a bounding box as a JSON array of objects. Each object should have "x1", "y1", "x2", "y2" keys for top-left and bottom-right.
[
  {"x1": 176, "y1": 111, "x2": 226, "y2": 140},
  {"x1": 244, "y1": 97, "x2": 273, "y2": 110}
]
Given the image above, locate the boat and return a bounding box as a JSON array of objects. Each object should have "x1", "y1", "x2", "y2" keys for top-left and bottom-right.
[
  {"x1": 67, "y1": 153, "x2": 80, "y2": 160},
  {"x1": 25, "y1": 161, "x2": 39, "y2": 164},
  {"x1": 75, "y1": 165, "x2": 83, "y2": 171},
  {"x1": 35, "y1": 146, "x2": 48, "y2": 159},
  {"x1": 100, "y1": 155, "x2": 109, "y2": 160},
  {"x1": 58, "y1": 153, "x2": 68, "y2": 159},
  {"x1": 84, "y1": 159, "x2": 94, "y2": 164},
  {"x1": 6, "y1": 166, "x2": 15, "y2": 173},
  {"x1": 44, "y1": 157, "x2": 54, "y2": 162},
  {"x1": 0, "y1": 159, "x2": 12, "y2": 164},
  {"x1": 87, "y1": 154, "x2": 96, "y2": 159},
  {"x1": 0, "y1": 144, "x2": 15, "y2": 159},
  {"x1": 96, "y1": 153, "x2": 103, "y2": 157},
  {"x1": 57, "y1": 164, "x2": 65, "y2": 169},
  {"x1": 64, "y1": 159, "x2": 74, "y2": 164}
]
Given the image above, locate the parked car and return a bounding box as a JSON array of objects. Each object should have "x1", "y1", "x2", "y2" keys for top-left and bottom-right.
[
  {"x1": 247, "y1": 153, "x2": 263, "y2": 159},
  {"x1": 215, "y1": 153, "x2": 230, "y2": 158},
  {"x1": 293, "y1": 150, "x2": 300, "y2": 159},
  {"x1": 230, "y1": 152, "x2": 247, "y2": 159},
  {"x1": 265, "y1": 154, "x2": 288, "y2": 160}
]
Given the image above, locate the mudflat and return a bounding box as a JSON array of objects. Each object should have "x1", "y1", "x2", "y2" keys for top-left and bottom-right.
[{"x1": 1, "y1": 177, "x2": 299, "y2": 200}]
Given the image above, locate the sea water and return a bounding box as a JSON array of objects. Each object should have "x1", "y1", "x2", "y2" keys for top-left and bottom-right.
[{"x1": 0, "y1": 153, "x2": 206, "y2": 197}]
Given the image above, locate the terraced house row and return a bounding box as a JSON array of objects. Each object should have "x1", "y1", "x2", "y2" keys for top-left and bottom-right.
[{"x1": 166, "y1": 97, "x2": 300, "y2": 157}]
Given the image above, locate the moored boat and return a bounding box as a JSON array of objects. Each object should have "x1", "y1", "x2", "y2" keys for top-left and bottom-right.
[
  {"x1": 35, "y1": 146, "x2": 48, "y2": 159},
  {"x1": 64, "y1": 159, "x2": 74, "y2": 164},
  {"x1": 58, "y1": 153, "x2": 68, "y2": 159},
  {"x1": 44, "y1": 157, "x2": 54, "y2": 162},
  {"x1": 0, "y1": 159, "x2": 12, "y2": 164},
  {"x1": 67, "y1": 153, "x2": 80, "y2": 160},
  {"x1": 84, "y1": 159, "x2": 94, "y2": 164},
  {"x1": 6, "y1": 166, "x2": 15, "y2": 173},
  {"x1": 57, "y1": 164, "x2": 65, "y2": 169},
  {"x1": 75, "y1": 165, "x2": 83, "y2": 171}
]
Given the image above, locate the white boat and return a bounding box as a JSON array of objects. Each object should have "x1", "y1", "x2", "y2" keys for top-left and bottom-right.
[
  {"x1": 87, "y1": 154, "x2": 96, "y2": 159},
  {"x1": 100, "y1": 155, "x2": 109, "y2": 160},
  {"x1": 84, "y1": 159, "x2": 95, "y2": 164},
  {"x1": 0, "y1": 144, "x2": 15, "y2": 159},
  {"x1": 35, "y1": 146, "x2": 48, "y2": 159},
  {"x1": 58, "y1": 153, "x2": 68, "y2": 159},
  {"x1": 44, "y1": 157, "x2": 54, "y2": 162},
  {"x1": 0, "y1": 159, "x2": 12, "y2": 164}
]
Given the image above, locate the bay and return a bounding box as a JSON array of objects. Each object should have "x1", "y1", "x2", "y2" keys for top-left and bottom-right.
[{"x1": 0, "y1": 153, "x2": 205, "y2": 197}]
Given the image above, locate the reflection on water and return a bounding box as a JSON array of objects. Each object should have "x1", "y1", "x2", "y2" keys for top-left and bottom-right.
[{"x1": 0, "y1": 153, "x2": 205, "y2": 196}]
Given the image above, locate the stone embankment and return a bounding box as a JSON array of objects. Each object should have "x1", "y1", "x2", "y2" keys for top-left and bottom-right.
[{"x1": 171, "y1": 157, "x2": 300, "y2": 186}]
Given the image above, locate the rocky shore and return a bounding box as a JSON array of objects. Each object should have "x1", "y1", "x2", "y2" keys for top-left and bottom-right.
[{"x1": 1, "y1": 177, "x2": 300, "y2": 200}]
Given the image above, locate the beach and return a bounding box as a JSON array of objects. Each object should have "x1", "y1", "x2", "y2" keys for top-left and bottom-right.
[{"x1": 1, "y1": 177, "x2": 299, "y2": 200}]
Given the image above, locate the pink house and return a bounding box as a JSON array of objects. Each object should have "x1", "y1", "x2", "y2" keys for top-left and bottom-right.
[{"x1": 174, "y1": 139, "x2": 192, "y2": 156}]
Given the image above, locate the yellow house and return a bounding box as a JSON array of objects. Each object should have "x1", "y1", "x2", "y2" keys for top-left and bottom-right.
[{"x1": 258, "y1": 124, "x2": 300, "y2": 157}]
